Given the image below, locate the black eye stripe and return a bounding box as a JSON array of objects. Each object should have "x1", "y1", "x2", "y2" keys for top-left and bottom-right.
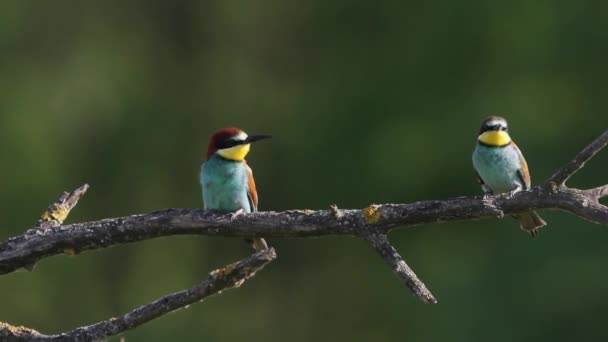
[
  {"x1": 479, "y1": 124, "x2": 508, "y2": 134},
  {"x1": 217, "y1": 139, "x2": 244, "y2": 149}
]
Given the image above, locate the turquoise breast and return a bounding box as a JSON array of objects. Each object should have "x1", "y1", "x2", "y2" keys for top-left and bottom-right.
[
  {"x1": 200, "y1": 155, "x2": 252, "y2": 212},
  {"x1": 472, "y1": 143, "x2": 523, "y2": 194}
]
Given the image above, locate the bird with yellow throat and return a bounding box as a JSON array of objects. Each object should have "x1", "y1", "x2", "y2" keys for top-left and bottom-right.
[
  {"x1": 472, "y1": 116, "x2": 546, "y2": 237},
  {"x1": 200, "y1": 127, "x2": 271, "y2": 250}
]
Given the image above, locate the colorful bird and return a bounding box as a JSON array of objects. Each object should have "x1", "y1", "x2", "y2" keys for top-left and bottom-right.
[
  {"x1": 472, "y1": 116, "x2": 546, "y2": 237},
  {"x1": 200, "y1": 127, "x2": 271, "y2": 250}
]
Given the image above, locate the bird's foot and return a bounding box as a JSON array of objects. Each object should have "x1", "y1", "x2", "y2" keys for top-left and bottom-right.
[
  {"x1": 230, "y1": 208, "x2": 245, "y2": 221},
  {"x1": 481, "y1": 184, "x2": 494, "y2": 200},
  {"x1": 505, "y1": 188, "x2": 522, "y2": 200}
]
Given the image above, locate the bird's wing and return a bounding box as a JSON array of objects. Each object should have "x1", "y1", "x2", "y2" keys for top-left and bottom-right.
[
  {"x1": 512, "y1": 142, "x2": 531, "y2": 190},
  {"x1": 476, "y1": 171, "x2": 493, "y2": 195},
  {"x1": 245, "y1": 162, "x2": 258, "y2": 212}
]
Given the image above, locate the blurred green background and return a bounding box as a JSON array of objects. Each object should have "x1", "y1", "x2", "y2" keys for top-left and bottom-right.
[{"x1": 1, "y1": 1, "x2": 608, "y2": 341}]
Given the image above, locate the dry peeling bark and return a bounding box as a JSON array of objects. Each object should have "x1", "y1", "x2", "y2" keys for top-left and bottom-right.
[
  {"x1": 0, "y1": 129, "x2": 606, "y2": 340},
  {"x1": 0, "y1": 248, "x2": 276, "y2": 341},
  {"x1": 1, "y1": 186, "x2": 607, "y2": 277}
]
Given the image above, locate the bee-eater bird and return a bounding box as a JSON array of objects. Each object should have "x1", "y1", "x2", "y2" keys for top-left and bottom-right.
[
  {"x1": 200, "y1": 127, "x2": 271, "y2": 251},
  {"x1": 472, "y1": 116, "x2": 546, "y2": 237}
]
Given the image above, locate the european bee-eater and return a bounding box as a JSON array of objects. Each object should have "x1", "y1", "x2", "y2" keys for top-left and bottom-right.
[
  {"x1": 472, "y1": 116, "x2": 546, "y2": 237},
  {"x1": 200, "y1": 127, "x2": 271, "y2": 251}
]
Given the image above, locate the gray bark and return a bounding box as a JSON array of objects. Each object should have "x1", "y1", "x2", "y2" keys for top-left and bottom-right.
[{"x1": 1, "y1": 129, "x2": 607, "y2": 341}]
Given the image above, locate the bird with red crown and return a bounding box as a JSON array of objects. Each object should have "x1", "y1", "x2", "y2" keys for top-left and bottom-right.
[{"x1": 200, "y1": 127, "x2": 272, "y2": 250}]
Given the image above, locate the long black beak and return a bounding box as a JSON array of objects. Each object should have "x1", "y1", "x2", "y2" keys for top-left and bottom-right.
[{"x1": 244, "y1": 134, "x2": 272, "y2": 143}]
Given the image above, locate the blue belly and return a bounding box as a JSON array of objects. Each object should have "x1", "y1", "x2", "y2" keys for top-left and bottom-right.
[
  {"x1": 472, "y1": 143, "x2": 523, "y2": 193},
  {"x1": 200, "y1": 155, "x2": 252, "y2": 212}
]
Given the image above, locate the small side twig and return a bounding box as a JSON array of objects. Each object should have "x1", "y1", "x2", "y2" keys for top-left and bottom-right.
[
  {"x1": 0, "y1": 248, "x2": 276, "y2": 341},
  {"x1": 365, "y1": 233, "x2": 436, "y2": 304},
  {"x1": 37, "y1": 184, "x2": 89, "y2": 228},
  {"x1": 587, "y1": 185, "x2": 608, "y2": 200},
  {"x1": 548, "y1": 129, "x2": 608, "y2": 186}
]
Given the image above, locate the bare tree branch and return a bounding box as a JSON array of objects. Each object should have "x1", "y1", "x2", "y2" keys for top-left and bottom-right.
[
  {"x1": 2, "y1": 186, "x2": 607, "y2": 278},
  {"x1": 1, "y1": 129, "x2": 607, "y2": 338},
  {"x1": 0, "y1": 248, "x2": 276, "y2": 341},
  {"x1": 548, "y1": 129, "x2": 608, "y2": 186},
  {"x1": 588, "y1": 185, "x2": 608, "y2": 200},
  {"x1": 365, "y1": 233, "x2": 437, "y2": 303}
]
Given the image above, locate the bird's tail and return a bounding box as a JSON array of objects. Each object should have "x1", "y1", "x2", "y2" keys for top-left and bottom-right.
[
  {"x1": 245, "y1": 238, "x2": 269, "y2": 251},
  {"x1": 517, "y1": 211, "x2": 546, "y2": 238}
]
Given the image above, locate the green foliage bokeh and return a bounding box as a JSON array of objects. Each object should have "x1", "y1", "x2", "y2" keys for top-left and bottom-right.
[{"x1": 1, "y1": 1, "x2": 607, "y2": 341}]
